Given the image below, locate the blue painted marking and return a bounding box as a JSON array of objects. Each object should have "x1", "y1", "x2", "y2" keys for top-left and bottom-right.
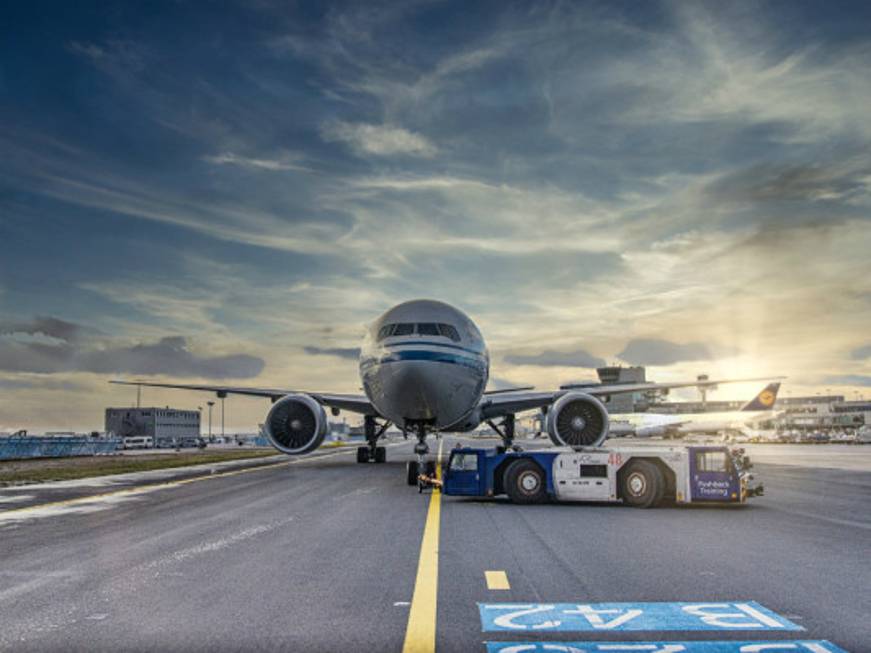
[
  {"x1": 485, "y1": 641, "x2": 847, "y2": 653},
  {"x1": 478, "y1": 602, "x2": 803, "y2": 632}
]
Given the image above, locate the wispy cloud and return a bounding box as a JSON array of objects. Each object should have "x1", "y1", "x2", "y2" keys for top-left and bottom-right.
[
  {"x1": 2, "y1": 1, "x2": 871, "y2": 428},
  {"x1": 320, "y1": 121, "x2": 437, "y2": 157},
  {"x1": 203, "y1": 152, "x2": 312, "y2": 172},
  {"x1": 825, "y1": 374, "x2": 871, "y2": 387}
]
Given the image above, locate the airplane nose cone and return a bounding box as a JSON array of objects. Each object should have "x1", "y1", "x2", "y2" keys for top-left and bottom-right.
[{"x1": 389, "y1": 362, "x2": 440, "y2": 421}]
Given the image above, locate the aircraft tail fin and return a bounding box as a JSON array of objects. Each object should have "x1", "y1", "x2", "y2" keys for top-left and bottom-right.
[{"x1": 741, "y1": 382, "x2": 781, "y2": 411}]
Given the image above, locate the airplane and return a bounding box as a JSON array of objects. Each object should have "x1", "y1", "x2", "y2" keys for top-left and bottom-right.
[
  {"x1": 112, "y1": 299, "x2": 781, "y2": 485},
  {"x1": 608, "y1": 382, "x2": 782, "y2": 438}
]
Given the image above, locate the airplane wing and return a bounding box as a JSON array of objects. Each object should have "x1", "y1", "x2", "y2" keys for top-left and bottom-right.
[
  {"x1": 479, "y1": 376, "x2": 783, "y2": 420},
  {"x1": 483, "y1": 386, "x2": 534, "y2": 395},
  {"x1": 109, "y1": 380, "x2": 376, "y2": 415}
]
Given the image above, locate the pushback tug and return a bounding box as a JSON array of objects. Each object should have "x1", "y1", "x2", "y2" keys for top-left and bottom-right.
[{"x1": 426, "y1": 444, "x2": 762, "y2": 508}]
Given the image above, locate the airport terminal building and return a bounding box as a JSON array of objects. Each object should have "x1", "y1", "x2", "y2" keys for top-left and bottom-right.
[{"x1": 105, "y1": 407, "x2": 200, "y2": 446}]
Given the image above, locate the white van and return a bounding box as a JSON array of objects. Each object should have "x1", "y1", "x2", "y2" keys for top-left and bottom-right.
[{"x1": 122, "y1": 436, "x2": 154, "y2": 450}]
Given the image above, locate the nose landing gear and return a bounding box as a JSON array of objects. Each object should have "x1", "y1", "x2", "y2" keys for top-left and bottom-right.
[{"x1": 405, "y1": 421, "x2": 436, "y2": 488}]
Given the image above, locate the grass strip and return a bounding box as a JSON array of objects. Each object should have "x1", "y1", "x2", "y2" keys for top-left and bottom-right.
[{"x1": 0, "y1": 449, "x2": 279, "y2": 485}]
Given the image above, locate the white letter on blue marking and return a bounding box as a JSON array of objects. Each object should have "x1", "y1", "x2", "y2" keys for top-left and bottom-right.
[{"x1": 563, "y1": 605, "x2": 643, "y2": 630}]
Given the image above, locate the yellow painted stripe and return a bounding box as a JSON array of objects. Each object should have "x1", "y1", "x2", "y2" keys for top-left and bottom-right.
[
  {"x1": 402, "y1": 438, "x2": 444, "y2": 653},
  {"x1": 1, "y1": 444, "x2": 402, "y2": 517},
  {"x1": 485, "y1": 570, "x2": 510, "y2": 590}
]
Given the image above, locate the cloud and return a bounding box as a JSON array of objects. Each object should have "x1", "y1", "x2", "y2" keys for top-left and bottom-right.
[
  {"x1": 702, "y1": 160, "x2": 871, "y2": 209},
  {"x1": 320, "y1": 121, "x2": 436, "y2": 157},
  {"x1": 504, "y1": 349, "x2": 605, "y2": 368},
  {"x1": 303, "y1": 345, "x2": 361, "y2": 360},
  {"x1": 618, "y1": 339, "x2": 741, "y2": 366},
  {"x1": 850, "y1": 345, "x2": 871, "y2": 360},
  {"x1": 0, "y1": 316, "x2": 90, "y2": 342},
  {"x1": 0, "y1": 321, "x2": 264, "y2": 378},
  {"x1": 0, "y1": 377, "x2": 91, "y2": 392},
  {"x1": 203, "y1": 152, "x2": 311, "y2": 173},
  {"x1": 824, "y1": 374, "x2": 871, "y2": 387},
  {"x1": 486, "y1": 376, "x2": 522, "y2": 391}
]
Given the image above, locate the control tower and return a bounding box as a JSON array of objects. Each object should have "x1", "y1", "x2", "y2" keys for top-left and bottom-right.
[{"x1": 596, "y1": 365, "x2": 647, "y2": 413}]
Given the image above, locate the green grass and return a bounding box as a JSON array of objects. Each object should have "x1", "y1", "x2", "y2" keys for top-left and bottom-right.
[{"x1": 0, "y1": 449, "x2": 279, "y2": 485}]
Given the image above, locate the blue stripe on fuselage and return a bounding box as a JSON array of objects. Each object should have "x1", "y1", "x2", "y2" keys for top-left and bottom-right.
[
  {"x1": 383, "y1": 339, "x2": 485, "y2": 356},
  {"x1": 360, "y1": 349, "x2": 487, "y2": 372}
]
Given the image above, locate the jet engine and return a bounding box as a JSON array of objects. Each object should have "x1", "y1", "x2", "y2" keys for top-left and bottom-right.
[
  {"x1": 264, "y1": 394, "x2": 328, "y2": 455},
  {"x1": 546, "y1": 392, "x2": 610, "y2": 448}
]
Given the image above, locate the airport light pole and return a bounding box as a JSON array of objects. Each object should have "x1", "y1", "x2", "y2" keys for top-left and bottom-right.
[
  {"x1": 207, "y1": 401, "x2": 215, "y2": 443},
  {"x1": 217, "y1": 392, "x2": 226, "y2": 443}
]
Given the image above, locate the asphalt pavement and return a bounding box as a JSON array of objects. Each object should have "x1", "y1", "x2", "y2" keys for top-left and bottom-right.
[{"x1": 0, "y1": 439, "x2": 868, "y2": 652}]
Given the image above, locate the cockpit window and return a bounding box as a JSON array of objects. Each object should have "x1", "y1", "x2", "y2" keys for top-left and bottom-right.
[
  {"x1": 437, "y1": 324, "x2": 461, "y2": 342},
  {"x1": 392, "y1": 323, "x2": 415, "y2": 336},
  {"x1": 417, "y1": 323, "x2": 440, "y2": 336},
  {"x1": 376, "y1": 322, "x2": 462, "y2": 342}
]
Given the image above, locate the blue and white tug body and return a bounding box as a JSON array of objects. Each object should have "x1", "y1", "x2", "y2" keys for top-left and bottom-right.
[{"x1": 441, "y1": 444, "x2": 761, "y2": 508}]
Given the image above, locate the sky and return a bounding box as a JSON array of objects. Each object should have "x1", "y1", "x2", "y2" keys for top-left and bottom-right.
[{"x1": 1, "y1": 0, "x2": 870, "y2": 432}]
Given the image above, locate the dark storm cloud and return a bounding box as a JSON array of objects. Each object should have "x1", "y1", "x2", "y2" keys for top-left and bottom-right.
[
  {"x1": 618, "y1": 339, "x2": 740, "y2": 366},
  {"x1": 0, "y1": 316, "x2": 90, "y2": 342},
  {"x1": 825, "y1": 374, "x2": 871, "y2": 387},
  {"x1": 504, "y1": 349, "x2": 605, "y2": 368},
  {"x1": 0, "y1": 329, "x2": 264, "y2": 378},
  {"x1": 850, "y1": 345, "x2": 871, "y2": 360},
  {"x1": 303, "y1": 346, "x2": 361, "y2": 360},
  {"x1": 705, "y1": 163, "x2": 871, "y2": 205}
]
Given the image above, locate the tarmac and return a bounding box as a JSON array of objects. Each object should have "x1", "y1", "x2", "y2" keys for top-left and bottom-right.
[{"x1": 0, "y1": 439, "x2": 868, "y2": 652}]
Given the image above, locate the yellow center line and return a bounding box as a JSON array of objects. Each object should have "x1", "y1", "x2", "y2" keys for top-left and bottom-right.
[
  {"x1": 402, "y1": 437, "x2": 444, "y2": 653},
  {"x1": 1, "y1": 442, "x2": 406, "y2": 517},
  {"x1": 484, "y1": 570, "x2": 510, "y2": 591}
]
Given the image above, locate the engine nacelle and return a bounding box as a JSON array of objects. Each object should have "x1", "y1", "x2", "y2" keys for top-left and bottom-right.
[
  {"x1": 264, "y1": 394, "x2": 328, "y2": 455},
  {"x1": 546, "y1": 392, "x2": 610, "y2": 448}
]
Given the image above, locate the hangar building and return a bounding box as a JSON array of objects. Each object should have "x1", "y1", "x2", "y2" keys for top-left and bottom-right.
[{"x1": 105, "y1": 407, "x2": 200, "y2": 446}]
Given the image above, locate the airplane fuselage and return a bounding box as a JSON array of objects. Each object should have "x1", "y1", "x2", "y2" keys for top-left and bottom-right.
[{"x1": 359, "y1": 299, "x2": 489, "y2": 430}]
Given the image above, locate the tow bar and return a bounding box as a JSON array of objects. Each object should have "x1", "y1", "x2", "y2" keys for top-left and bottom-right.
[{"x1": 417, "y1": 474, "x2": 442, "y2": 493}]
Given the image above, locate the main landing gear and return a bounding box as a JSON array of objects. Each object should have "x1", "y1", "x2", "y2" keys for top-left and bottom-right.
[
  {"x1": 406, "y1": 422, "x2": 436, "y2": 488},
  {"x1": 487, "y1": 413, "x2": 520, "y2": 453},
  {"x1": 356, "y1": 415, "x2": 391, "y2": 464}
]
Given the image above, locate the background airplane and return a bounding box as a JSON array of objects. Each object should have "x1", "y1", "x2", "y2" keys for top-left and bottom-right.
[
  {"x1": 609, "y1": 382, "x2": 782, "y2": 438},
  {"x1": 113, "y1": 299, "x2": 780, "y2": 483}
]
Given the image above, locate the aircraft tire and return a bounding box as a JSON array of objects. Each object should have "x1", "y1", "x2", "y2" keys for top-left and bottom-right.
[
  {"x1": 356, "y1": 447, "x2": 370, "y2": 464},
  {"x1": 374, "y1": 446, "x2": 386, "y2": 463},
  {"x1": 620, "y1": 460, "x2": 664, "y2": 508},
  {"x1": 504, "y1": 459, "x2": 548, "y2": 504},
  {"x1": 406, "y1": 460, "x2": 419, "y2": 486}
]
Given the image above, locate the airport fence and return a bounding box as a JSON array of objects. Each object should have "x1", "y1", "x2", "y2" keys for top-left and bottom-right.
[{"x1": 0, "y1": 437, "x2": 121, "y2": 461}]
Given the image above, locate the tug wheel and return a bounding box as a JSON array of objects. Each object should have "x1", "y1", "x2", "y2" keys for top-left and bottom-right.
[
  {"x1": 406, "y1": 460, "x2": 419, "y2": 486},
  {"x1": 504, "y1": 459, "x2": 548, "y2": 504},
  {"x1": 620, "y1": 460, "x2": 664, "y2": 508}
]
